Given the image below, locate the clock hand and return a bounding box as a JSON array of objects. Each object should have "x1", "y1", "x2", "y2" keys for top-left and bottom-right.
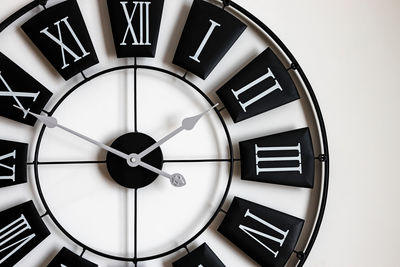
[
  {"x1": 137, "y1": 103, "x2": 219, "y2": 160},
  {"x1": 14, "y1": 106, "x2": 186, "y2": 187},
  {"x1": 127, "y1": 153, "x2": 186, "y2": 187},
  {"x1": 134, "y1": 160, "x2": 186, "y2": 187},
  {"x1": 14, "y1": 105, "x2": 130, "y2": 160}
]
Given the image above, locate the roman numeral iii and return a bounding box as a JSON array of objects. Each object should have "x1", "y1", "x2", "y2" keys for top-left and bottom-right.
[
  {"x1": 239, "y1": 128, "x2": 315, "y2": 188},
  {"x1": 255, "y1": 143, "x2": 302, "y2": 174}
]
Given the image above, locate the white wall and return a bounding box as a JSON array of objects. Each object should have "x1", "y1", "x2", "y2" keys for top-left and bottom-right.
[{"x1": 233, "y1": 0, "x2": 400, "y2": 266}]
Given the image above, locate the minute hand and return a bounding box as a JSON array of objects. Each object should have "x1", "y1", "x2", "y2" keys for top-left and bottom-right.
[
  {"x1": 15, "y1": 106, "x2": 130, "y2": 160},
  {"x1": 137, "y1": 104, "x2": 218, "y2": 160}
]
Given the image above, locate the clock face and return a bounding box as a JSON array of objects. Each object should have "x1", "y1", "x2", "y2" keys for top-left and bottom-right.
[{"x1": 0, "y1": 0, "x2": 329, "y2": 266}]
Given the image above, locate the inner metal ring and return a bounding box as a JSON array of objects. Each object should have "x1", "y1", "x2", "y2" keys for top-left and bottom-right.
[{"x1": 33, "y1": 65, "x2": 234, "y2": 262}]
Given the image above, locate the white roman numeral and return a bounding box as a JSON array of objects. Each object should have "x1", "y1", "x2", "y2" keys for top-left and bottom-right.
[
  {"x1": 231, "y1": 68, "x2": 283, "y2": 112},
  {"x1": 0, "y1": 150, "x2": 16, "y2": 182},
  {"x1": 255, "y1": 143, "x2": 302, "y2": 174},
  {"x1": 189, "y1": 19, "x2": 221, "y2": 63},
  {"x1": 0, "y1": 214, "x2": 35, "y2": 264},
  {"x1": 239, "y1": 209, "x2": 289, "y2": 258},
  {"x1": 40, "y1": 17, "x2": 91, "y2": 70},
  {"x1": 0, "y1": 72, "x2": 40, "y2": 118},
  {"x1": 61, "y1": 264, "x2": 67, "y2": 267},
  {"x1": 120, "y1": 1, "x2": 151, "y2": 46}
]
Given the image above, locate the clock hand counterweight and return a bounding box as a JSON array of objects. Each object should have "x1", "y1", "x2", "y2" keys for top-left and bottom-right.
[
  {"x1": 136, "y1": 103, "x2": 219, "y2": 161},
  {"x1": 134, "y1": 160, "x2": 186, "y2": 187},
  {"x1": 14, "y1": 106, "x2": 186, "y2": 187}
]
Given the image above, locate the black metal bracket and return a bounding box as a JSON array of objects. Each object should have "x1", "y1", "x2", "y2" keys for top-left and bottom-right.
[
  {"x1": 316, "y1": 154, "x2": 328, "y2": 162},
  {"x1": 295, "y1": 251, "x2": 305, "y2": 261},
  {"x1": 223, "y1": 0, "x2": 231, "y2": 8},
  {"x1": 38, "y1": 0, "x2": 48, "y2": 8},
  {"x1": 287, "y1": 62, "x2": 299, "y2": 71},
  {"x1": 0, "y1": 1, "x2": 38, "y2": 32}
]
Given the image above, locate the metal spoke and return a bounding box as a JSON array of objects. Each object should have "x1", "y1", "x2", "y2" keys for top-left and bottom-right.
[
  {"x1": 32, "y1": 160, "x2": 106, "y2": 165},
  {"x1": 163, "y1": 158, "x2": 239, "y2": 163},
  {"x1": 134, "y1": 57, "x2": 138, "y2": 133},
  {"x1": 134, "y1": 188, "x2": 138, "y2": 263}
]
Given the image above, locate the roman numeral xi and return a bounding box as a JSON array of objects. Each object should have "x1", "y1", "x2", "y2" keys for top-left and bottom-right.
[{"x1": 40, "y1": 17, "x2": 90, "y2": 70}]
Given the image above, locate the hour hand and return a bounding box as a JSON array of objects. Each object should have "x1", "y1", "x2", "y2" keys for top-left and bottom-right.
[{"x1": 137, "y1": 103, "x2": 219, "y2": 160}]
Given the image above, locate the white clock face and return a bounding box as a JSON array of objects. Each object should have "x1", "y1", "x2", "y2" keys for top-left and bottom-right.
[{"x1": 0, "y1": 0, "x2": 328, "y2": 266}]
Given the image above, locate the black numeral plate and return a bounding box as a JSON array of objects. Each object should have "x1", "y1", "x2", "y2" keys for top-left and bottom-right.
[
  {"x1": 173, "y1": 0, "x2": 246, "y2": 79},
  {"x1": 217, "y1": 48, "x2": 299, "y2": 123},
  {"x1": 22, "y1": 0, "x2": 99, "y2": 80},
  {"x1": 172, "y1": 243, "x2": 225, "y2": 267},
  {"x1": 0, "y1": 139, "x2": 28, "y2": 188},
  {"x1": 48, "y1": 247, "x2": 97, "y2": 267},
  {"x1": 239, "y1": 128, "x2": 315, "y2": 188},
  {"x1": 0, "y1": 52, "x2": 52, "y2": 126},
  {"x1": 107, "y1": 0, "x2": 165, "y2": 58},
  {"x1": 218, "y1": 197, "x2": 304, "y2": 267},
  {"x1": 0, "y1": 201, "x2": 50, "y2": 266}
]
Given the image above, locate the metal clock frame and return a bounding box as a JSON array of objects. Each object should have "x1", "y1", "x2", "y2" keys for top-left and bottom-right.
[{"x1": 0, "y1": 0, "x2": 330, "y2": 266}]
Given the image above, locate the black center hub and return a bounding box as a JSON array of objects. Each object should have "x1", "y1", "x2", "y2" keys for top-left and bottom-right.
[{"x1": 106, "y1": 132, "x2": 163, "y2": 189}]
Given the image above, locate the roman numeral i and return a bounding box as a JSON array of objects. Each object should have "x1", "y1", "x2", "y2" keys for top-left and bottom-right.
[{"x1": 189, "y1": 19, "x2": 221, "y2": 63}]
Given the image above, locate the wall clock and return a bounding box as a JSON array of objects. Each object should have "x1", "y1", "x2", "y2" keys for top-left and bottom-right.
[{"x1": 0, "y1": 0, "x2": 329, "y2": 266}]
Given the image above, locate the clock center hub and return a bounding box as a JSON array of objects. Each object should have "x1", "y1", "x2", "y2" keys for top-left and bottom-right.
[{"x1": 106, "y1": 132, "x2": 163, "y2": 189}]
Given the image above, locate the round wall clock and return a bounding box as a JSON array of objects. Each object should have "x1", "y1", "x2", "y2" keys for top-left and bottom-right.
[{"x1": 0, "y1": 0, "x2": 329, "y2": 266}]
